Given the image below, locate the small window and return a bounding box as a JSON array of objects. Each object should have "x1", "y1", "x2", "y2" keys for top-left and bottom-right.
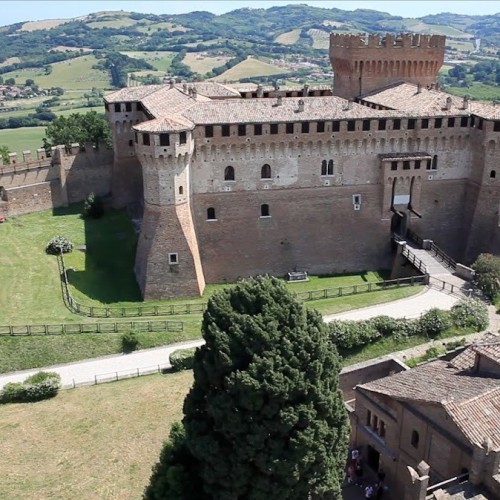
[
  {"x1": 448, "y1": 117, "x2": 455, "y2": 128},
  {"x1": 254, "y1": 124, "x2": 262, "y2": 136},
  {"x1": 494, "y1": 122, "x2": 500, "y2": 132},
  {"x1": 207, "y1": 207, "x2": 216, "y2": 220},
  {"x1": 327, "y1": 160, "x2": 334, "y2": 175},
  {"x1": 393, "y1": 119, "x2": 401, "y2": 130},
  {"x1": 160, "y1": 133, "x2": 170, "y2": 146},
  {"x1": 168, "y1": 253, "x2": 178, "y2": 265},
  {"x1": 179, "y1": 132, "x2": 187, "y2": 145},
  {"x1": 353, "y1": 194, "x2": 361, "y2": 205},
  {"x1": 302, "y1": 122, "x2": 309, "y2": 133},
  {"x1": 435, "y1": 118, "x2": 442, "y2": 129},
  {"x1": 362, "y1": 119, "x2": 370, "y2": 131},
  {"x1": 432, "y1": 155, "x2": 438, "y2": 170},
  {"x1": 366, "y1": 410, "x2": 372, "y2": 426},
  {"x1": 461, "y1": 117, "x2": 469, "y2": 127},
  {"x1": 136, "y1": 102, "x2": 143, "y2": 112},
  {"x1": 471, "y1": 116, "x2": 476, "y2": 127},
  {"x1": 373, "y1": 415, "x2": 378, "y2": 431},
  {"x1": 411, "y1": 430, "x2": 419, "y2": 448},
  {"x1": 260, "y1": 204, "x2": 270, "y2": 217},
  {"x1": 261, "y1": 164, "x2": 271, "y2": 179},
  {"x1": 403, "y1": 161, "x2": 410, "y2": 170},
  {"x1": 332, "y1": 121, "x2": 340, "y2": 132},
  {"x1": 414, "y1": 160, "x2": 421, "y2": 169},
  {"x1": 391, "y1": 161, "x2": 398, "y2": 171},
  {"x1": 142, "y1": 133, "x2": 150, "y2": 146},
  {"x1": 134, "y1": 132, "x2": 138, "y2": 144},
  {"x1": 378, "y1": 119, "x2": 386, "y2": 131},
  {"x1": 224, "y1": 166, "x2": 235, "y2": 181},
  {"x1": 478, "y1": 118, "x2": 483, "y2": 130},
  {"x1": 379, "y1": 421, "x2": 386, "y2": 438},
  {"x1": 286, "y1": 123, "x2": 294, "y2": 134},
  {"x1": 238, "y1": 124, "x2": 246, "y2": 136},
  {"x1": 222, "y1": 124, "x2": 230, "y2": 137},
  {"x1": 317, "y1": 121, "x2": 325, "y2": 133},
  {"x1": 205, "y1": 125, "x2": 213, "y2": 138},
  {"x1": 321, "y1": 160, "x2": 327, "y2": 176},
  {"x1": 348, "y1": 120, "x2": 356, "y2": 132},
  {"x1": 270, "y1": 123, "x2": 278, "y2": 135},
  {"x1": 490, "y1": 170, "x2": 496, "y2": 179},
  {"x1": 114, "y1": 103, "x2": 121, "y2": 112},
  {"x1": 125, "y1": 102, "x2": 132, "y2": 112},
  {"x1": 421, "y1": 118, "x2": 429, "y2": 129},
  {"x1": 178, "y1": 186, "x2": 183, "y2": 195},
  {"x1": 128, "y1": 139, "x2": 133, "y2": 147},
  {"x1": 408, "y1": 119, "x2": 416, "y2": 130}
]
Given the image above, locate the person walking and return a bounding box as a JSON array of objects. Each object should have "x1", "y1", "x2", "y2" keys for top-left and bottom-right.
[{"x1": 364, "y1": 484, "x2": 374, "y2": 498}]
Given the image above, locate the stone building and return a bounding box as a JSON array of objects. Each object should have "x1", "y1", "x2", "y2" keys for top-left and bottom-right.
[
  {"x1": 350, "y1": 339, "x2": 500, "y2": 499},
  {"x1": 102, "y1": 32, "x2": 500, "y2": 299}
]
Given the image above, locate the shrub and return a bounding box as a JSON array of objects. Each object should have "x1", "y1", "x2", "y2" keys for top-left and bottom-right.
[
  {"x1": 372, "y1": 315, "x2": 402, "y2": 337},
  {"x1": 121, "y1": 331, "x2": 140, "y2": 353},
  {"x1": 170, "y1": 348, "x2": 196, "y2": 372},
  {"x1": 450, "y1": 298, "x2": 488, "y2": 331},
  {"x1": 83, "y1": 192, "x2": 104, "y2": 219},
  {"x1": 472, "y1": 253, "x2": 500, "y2": 300},
  {"x1": 418, "y1": 308, "x2": 451, "y2": 337},
  {"x1": 45, "y1": 235, "x2": 73, "y2": 254},
  {"x1": 0, "y1": 371, "x2": 61, "y2": 403},
  {"x1": 328, "y1": 320, "x2": 380, "y2": 355}
]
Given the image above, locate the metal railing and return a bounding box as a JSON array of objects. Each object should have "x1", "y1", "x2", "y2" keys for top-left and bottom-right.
[
  {"x1": 401, "y1": 245, "x2": 428, "y2": 274},
  {"x1": 406, "y1": 229, "x2": 456, "y2": 271}
]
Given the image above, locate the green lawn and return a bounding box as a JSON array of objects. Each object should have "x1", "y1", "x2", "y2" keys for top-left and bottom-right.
[
  {"x1": 120, "y1": 51, "x2": 175, "y2": 72},
  {"x1": 0, "y1": 126, "x2": 46, "y2": 156}
]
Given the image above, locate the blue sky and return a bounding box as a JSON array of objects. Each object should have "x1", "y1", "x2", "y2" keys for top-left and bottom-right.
[{"x1": 1, "y1": 1, "x2": 499, "y2": 27}]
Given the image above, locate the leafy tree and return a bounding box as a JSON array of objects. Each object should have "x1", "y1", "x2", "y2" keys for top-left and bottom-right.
[
  {"x1": 5, "y1": 77, "x2": 15, "y2": 85},
  {"x1": 0, "y1": 145, "x2": 9, "y2": 164},
  {"x1": 25, "y1": 78, "x2": 35, "y2": 86},
  {"x1": 472, "y1": 253, "x2": 500, "y2": 300},
  {"x1": 145, "y1": 276, "x2": 349, "y2": 500}
]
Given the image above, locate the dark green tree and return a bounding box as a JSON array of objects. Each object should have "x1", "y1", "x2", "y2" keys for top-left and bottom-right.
[
  {"x1": 472, "y1": 253, "x2": 500, "y2": 300},
  {"x1": 0, "y1": 145, "x2": 9, "y2": 164},
  {"x1": 145, "y1": 276, "x2": 349, "y2": 500}
]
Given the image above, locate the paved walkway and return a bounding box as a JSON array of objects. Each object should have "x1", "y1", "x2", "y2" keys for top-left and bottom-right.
[{"x1": 0, "y1": 285, "x2": 492, "y2": 391}]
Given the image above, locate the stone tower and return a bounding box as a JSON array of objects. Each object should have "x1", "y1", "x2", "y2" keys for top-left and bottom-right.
[{"x1": 330, "y1": 33, "x2": 446, "y2": 99}]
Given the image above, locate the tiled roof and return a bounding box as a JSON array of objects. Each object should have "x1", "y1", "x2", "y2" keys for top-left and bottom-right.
[
  {"x1": 225, "y1": 83, "x2": 332, "y2": 93},
  {"x1": 141, "y1": 87, "x2": 210, "y2": 117},
  {"x1": 474, "y1": 342, "x2": 500, "y2": 366},
  {"x1": 184, "y1": 82, "x2": 241, "y2": 98},
  {"x1": 360, "y1": 82, "x2": 498, "y2": 119},
  {"x1": 448, "y1": 336, "x2": 500, "y2": 371},
  {"x1": 104, "y1": 85, "x2": 165, "y2": 103},
  {"x1": 443, "y1": 387, "x2": 500, "y2": 451},
  {"x1": 133, "y1": 115, "x2": 194, "y2": 133}
]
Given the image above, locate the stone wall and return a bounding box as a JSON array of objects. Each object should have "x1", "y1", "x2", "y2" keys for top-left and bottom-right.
[{"x1": 2, "y1": 181, "x2": 62, "y2": 216}]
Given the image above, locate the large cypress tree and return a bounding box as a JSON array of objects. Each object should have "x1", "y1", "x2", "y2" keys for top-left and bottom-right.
[{"x1": 145, "y1": 276, "x2": 349, "y2": 500}]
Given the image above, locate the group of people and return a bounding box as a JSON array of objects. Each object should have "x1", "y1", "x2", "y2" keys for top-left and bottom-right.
[{"x1": 345, "y1": 448, "x2": 386, "y2": 499}]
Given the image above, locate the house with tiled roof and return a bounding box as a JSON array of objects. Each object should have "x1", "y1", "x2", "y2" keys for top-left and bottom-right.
[{"x1": 350, "y1": 338, "x2": 500, "y2": 499}]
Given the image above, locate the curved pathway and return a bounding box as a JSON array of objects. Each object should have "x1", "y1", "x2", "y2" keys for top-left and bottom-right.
[{"x1": 0, "y1": 286, "x2": 475, "y2": 390}]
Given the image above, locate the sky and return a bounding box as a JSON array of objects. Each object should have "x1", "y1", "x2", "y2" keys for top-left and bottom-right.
[{"x1": 1, "y1": 1, "x2": 500, "y2": 27}]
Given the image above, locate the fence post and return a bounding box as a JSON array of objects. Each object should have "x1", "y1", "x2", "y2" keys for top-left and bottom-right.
[{"x1": 94, "y1": 375, "x2": 97, "y2": 385}]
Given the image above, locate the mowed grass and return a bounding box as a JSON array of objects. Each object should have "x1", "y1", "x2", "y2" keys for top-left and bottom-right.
[
  {"x1": 120, "y1": 51, "x2": 176, "y2": 72},
  {"x1": 0, "y1": 371, "x2": 193, "y2": 500},
  {"x1": 0, "y1": 126, "x2": 46, "y2": 156},
  {"x1": 183, "y1": 53, "x2": 231, "y2": 74},
  {"x1": 1, "y1": 55, "x2": 111, "y2": 90},
  {"x1": 212, "y1": 57, "x2": 289, "y2": 82}
]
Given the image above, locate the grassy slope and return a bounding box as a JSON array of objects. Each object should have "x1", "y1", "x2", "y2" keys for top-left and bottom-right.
[
  {"x1": 182, "y1": 53, "x2": 231, "y2": 74},
  {"x1": 0, "y1": 127, "x2": 46, "y2": 156},
  {"x1": 212, "y1": 58, "x2": 289, "y2": 82},
  {"x1": 444, "y1": 82, "x2": 500, "y2": 100},
  {"x1": 275, "y1": 29, "x2": 301, "y2": 45},
  {"x1": 120, "y1": 51, "x2": 175, "y2": 72}
]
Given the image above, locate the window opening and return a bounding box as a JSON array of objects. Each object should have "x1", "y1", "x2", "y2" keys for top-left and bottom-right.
[
  {"x1": 224, "y1": 166, "x2": 235, "y2": 181},
  {"x1": 261, "y1": 164, "x2": 271, "y2": 179},
  {"x1": 261, "y1": 204, "x2": 270, "y2": 217}
]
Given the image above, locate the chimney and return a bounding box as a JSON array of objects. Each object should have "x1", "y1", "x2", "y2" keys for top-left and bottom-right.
[
  {"x1": 303, "y1": 83, "x2": 309, "y2": 97},
  {"x1": 257, "y1": 84, "x2": 264, "y2": 98},
  {"x1": 192, "y1": 87, "x2": 197, "y2": 100},
  {"x1": 417, "y1": 83, "x2": 422, "y2": 94},
  {"x1": 298, "y1": 99, "x2": 304, "y2": 112},
  {"x1": 463, "y1": 95, "x2": 470, "y2": 110},
  {"x1": 347, "y1": 99, "x2": 353, "y2": 110},
  {"x1": 276, "y1": 95, "x2": 282, "y2": 106},
  {"x1": 445, "y1": 96, "x2": 452, "y2": 111},
  {"x1": 182, "y1": 81, "x2": 187, "y2": 92},
  {"x1": 169, "y1": 78, "x2": 175, "y2": 89}
]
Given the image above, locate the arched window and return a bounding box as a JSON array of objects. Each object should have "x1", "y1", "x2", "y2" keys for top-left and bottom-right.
[
  {"x1": 178, "y1": 186, "x2": 183, "y2": 195},
  {"x1": 261, "y1": 204, "x2": 270, "y2": 217},
  {"x1": 224, "y1": 166, "x2": 235, "y2": 181},
  {"x1": 207, "y1": 207, "x2": 216, "y2": 220},
  {"x1": 327, "y1": 160, "x2": 334, "y2": 175},
  {"x1": 261, "y1": 164, "x2": 271, "y2": 179},
  {"x1": 321, "y1": 160, "x2": 327, "y2": 176},
  {"x1": 432, "y1": 155, "x2": 438, "y2": 170},
  {"x1": 490, "y1": 170, "x2": 496, "y2": 179},
  {"x1": 411, "y1": 430, "x2": 419, "y2": 448}
]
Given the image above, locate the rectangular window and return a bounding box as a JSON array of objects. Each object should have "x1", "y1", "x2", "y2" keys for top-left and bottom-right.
[
  {"x1": 332, "y1": 121, "x2": 340, "y2": 132},
  {"x1": 254, "y1": 124, "x2": 262, "y2": 136},
  {"x1": 348, "y1": 120, "x2": 356, "y2": 132},
  {"x1": 461, "y1": 116, "x2": 469, "y2": 127},
  {"x1": 317, "y1": 121, "x2": 325, "y2": 133},
  {"x1": 471, "y1": 116, "x2": 476, "y2": 127},
  {"x1": 391, "y1": 161, "x2": 398, "y2": 171},
  {"x1": 179, "y1": 132, "x2": 187, "y2": 145},
  {"x1": 408, "y1": 119, "x2": 416, "y2": 129},
  {"x1": 435, "y1": 118, "x2": 442, "y2": 129},
  {"x1": 421, "y1": 118, "x2": 429, "y2": 129},
  {"x1": 478, "y1": 119, "x2": 483, "y2": 130},
  {"x1": 159, "y1": 133, "x2": 170, "y2": 146},
  {"x1": 136, "y1": 102, "x2": 143, "y2": 112},
  {"x1": 378, "y1": 119, "x2": 386, "y2": 131},
  {"x1": 114, "y1": 103, "x2": 121, "y2": 113},
  {"x1": 125, "y1": 102, "x2": 132, "y2": 112},
  {"x1": 366, "y1": 409, "x2": 372, "y2": 426},
  {"x1": 362, "y1": 119, "x2": 370, "y2": 131},
  {"x1": 222, "y1": 125, "x2": 230, "y2": 137},
  {"x1": 414, "y1": 160, "x2": 421, "y2": 169},
  {"x1": 426, "y1": 159, "x2": 432, "y2": 170},
  {"x1": 393, "y1": 119, "x2": 401, "y2": 130},
  {"x1": 168, "y1": 253, "x2": 178, "y2": 265},
  {"x1": 205, "y1": 125, "x2": 213, "y2": 138},
  {"x1": 286, "y1": 122, "x2": 294, "y2": 134},
  {"x1": 302, "y1": 122, "x2": 310, "y2": 133},
  {"x1": 403, "y1": 161, "x2": 410, "y2": 170},
  {"x1": 372, "y1": 415, "x2": 378, "y2": 431},
  {"x1": 142, "y1": 133, "x2": 150, "y2": 146},
  {"x1": 380, "y1": 421, "x2": 386, "y2": 438},
  {"x1": 134, "y1": 132, "x2": 138, "y2": 144},
  {"x1": 494, "y1": 122, "x2": 500, "y2": 132},
  {"x1": 238, "y1": 124, "x2": 246, "y2": 136},
  {"x1": 270, "y1": 123, "x2": 278, "y2": 135},
  {"x1": 448, "y1": 117, "x2": 455, "y2": 128}
]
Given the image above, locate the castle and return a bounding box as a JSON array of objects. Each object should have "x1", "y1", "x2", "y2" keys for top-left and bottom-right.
[{"x1": 2, "y1": 33, "x2": 500, "y2": 300}]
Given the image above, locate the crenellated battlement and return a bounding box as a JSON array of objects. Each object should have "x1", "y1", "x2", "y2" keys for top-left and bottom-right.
[{"x1": 330, "y1": 33, "x2": 446, "y2": 50}]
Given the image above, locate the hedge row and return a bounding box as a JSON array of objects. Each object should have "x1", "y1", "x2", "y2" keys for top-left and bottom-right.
[{"x1": 0, "y1": 371, "x2": 61, "y2": 403}]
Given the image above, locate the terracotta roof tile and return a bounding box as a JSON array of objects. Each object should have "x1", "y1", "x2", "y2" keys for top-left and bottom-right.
[
  {"x1": 133, "y1": 115, "x2": 194, "y2": 133},
  {"x1": 448, "y1": 336, "x2": 500, "y2": 370},
  {"x1": 104, "y1": 85, "x2": 165, "y2": 103}
]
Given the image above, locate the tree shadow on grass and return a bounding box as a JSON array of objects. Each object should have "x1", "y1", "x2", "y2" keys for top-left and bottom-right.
[{"x1": 65, "y1": 208, "x2": 143, "y2": 304}]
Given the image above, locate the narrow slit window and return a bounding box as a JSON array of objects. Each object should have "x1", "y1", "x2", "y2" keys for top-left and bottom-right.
[
  {"x1": 178, "y1": 186, "x2": 183, "y2": 195},
  {"x1": 490, "y1": 170, "x2": 496, "y2": 179},
  {"x1": 327, "y1": 160, "x2": 334, "y2": 175},
  {"x1": 411, "y1": 430, "x2": 419, "y2": 448},
  {"x1": 321, "y1": 160, "x2": 327, "y2": 176}
]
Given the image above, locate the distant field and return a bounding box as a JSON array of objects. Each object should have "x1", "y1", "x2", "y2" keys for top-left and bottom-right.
[
  {"x1": 120, "y1": 51, "x2": 175, "y2": 72},
  {"x1": 212, "y1": 57, "x2": 288, "y2": 82},
  {"x1": 0, "y1": 127, "x2": 46, "y2": 156},
  {"x1": 1, "y1": 55, "x2": 111, "y2": 91},
  {"x1": 308, "y1": 29, "x2": 330, "y2": 50},
  {"x1": 52, "y1": 45, "x2": 92, "y2": 53},
  {"x1": 408, "y1": 21, "x2": 472, "y2": 38},
  {"x1": 20, "y1": 19, "x2": 68, "y2": 32},
  {"x1": 275, "y1": 29, "x2": 301, "y2": 45},
  {"x1": 182, "y1": 53, "x2": 231, "y2": 74},
  {"x1": 136, "y1": 21, "x2": 190, "y2": 33},
  {"x1": 87, "y1": 18, "x2": 139, "y2": 29},
  {"x1": 447, "y1": 39, "x2": 475, "y2": 52},
  {"x1": 444, "y1": 82, "x2": 500, "y2": 100},
  {"x1": 0, "y1": 57, "x2": 21, "y2": 67}
]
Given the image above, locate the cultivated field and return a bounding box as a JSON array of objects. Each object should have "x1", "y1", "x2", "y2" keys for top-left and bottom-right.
[
  {"x1": 444, "y1": 82, "x2": 500, "y2": 100},
  {"x1": 120, "y1": 51, "x2": 175, "y2": 72},
  {"x1": 212, "y1": 57, "x2": 288, "y2": 82},
  {"x1": 0, "y1": 57, "x2": 21, "y2": 67},
  {"x1": 0, "y1": 371, "x2": 192, "y2": 500},
  {"x1": 275, "y1": 29, "x2": 301, "y2": 45},
  {"x1": 182, "y1": 53, "x2": 231, "y2": 74},
  {"x1": 20, "y1": 19, "x2": 69, "y2": 32}
]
